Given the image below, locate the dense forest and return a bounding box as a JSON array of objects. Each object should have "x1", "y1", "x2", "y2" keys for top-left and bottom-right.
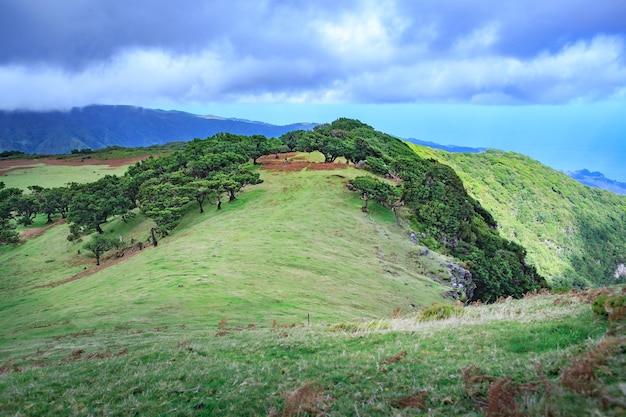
[
  {"x1": 409, "y1": 145, "x2": 626, "y2": 289},
  {"x1": 1, "y1": 120, "x2": 547, "y2": 301}
]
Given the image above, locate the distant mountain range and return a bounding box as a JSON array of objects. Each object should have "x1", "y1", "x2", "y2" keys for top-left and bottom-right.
[
  {"x1": 565, "y1": 169, "x2": 626, "y2": 195},
  {"x1": 405, "y1": 138, "x2": 486, "y2": 153},
  {"x1": 0, "y1": 105, "x2": 316, "y2": 155}
]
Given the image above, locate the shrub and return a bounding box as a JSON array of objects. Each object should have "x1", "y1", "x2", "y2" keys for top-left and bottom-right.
[
  {"x1": 591, "y1": 293, "x2": 626, "y2": 322},
  {"x1": 418, "y1": 303, "x2": 464, "y2": 321}
]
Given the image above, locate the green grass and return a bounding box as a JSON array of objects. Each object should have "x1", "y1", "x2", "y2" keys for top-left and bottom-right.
[
  {"x1": 1, "y1": 159, "x2": 624, "y2": 416},
  {"x1": 0, "y1": 165, "x2": 451, "y2": 346},
  {"x1": 1, "y1": 163, "x2": 131, "y2": 190},
  {"x1": 0, "y1": 291, "x2": 621, "y2": 416}
]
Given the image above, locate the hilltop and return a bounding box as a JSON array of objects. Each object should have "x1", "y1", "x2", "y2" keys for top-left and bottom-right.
[{"x1": 409, "y1": 145, "x2": 626, "y2": 289}]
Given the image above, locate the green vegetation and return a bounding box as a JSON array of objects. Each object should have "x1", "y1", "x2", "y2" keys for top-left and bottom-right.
[
  {"x1": 0, "y1": 288, "x2": 623, "y2": 416},
  {"x1": 2, "y1": 121, "x2": 545, "y2": 301},
  {"x1": 1, "y1": 120, "x2": 625, "y2": 415},
  {"x1": 409, "y1": 146, "x2": 626, "y2": 289},
  {"x1": 0, "y1": 162, "x2": 132, "y2": 190}
]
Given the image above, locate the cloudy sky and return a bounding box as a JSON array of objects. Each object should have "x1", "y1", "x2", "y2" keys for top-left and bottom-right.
[{"x1": 1, "y1": 0, "x2": 626, "y2": 180}]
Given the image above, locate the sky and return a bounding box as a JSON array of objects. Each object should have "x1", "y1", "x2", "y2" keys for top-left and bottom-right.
[{"x1": 1, "y1": 0, "x2": 625, "y2": 181}]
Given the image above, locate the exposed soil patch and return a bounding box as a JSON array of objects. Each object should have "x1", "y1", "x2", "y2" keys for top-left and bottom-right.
[
  {"x1": 32, "y1": 245, "x2": 147, "y2": 289},
  {"x1": 258, "y1": 153, "x2": 350, "y2": 172},
  {"x1": 20, "y1": 217, "x2": 67, "y2": 242},
  {"x1": 0, "y1": 156, "x2": 148, "y2": 175}
]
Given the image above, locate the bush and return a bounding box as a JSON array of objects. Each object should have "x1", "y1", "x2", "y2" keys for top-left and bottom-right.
[
  {"x1": 418, "y1": 303, "x2": 464, "y2": 321},
  {"x1": 591, "y1": 293, "x2": 626, "y2": 322}
]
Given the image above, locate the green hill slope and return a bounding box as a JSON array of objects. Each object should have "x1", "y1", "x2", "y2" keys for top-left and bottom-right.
[
  {"x1": 0, "y1": 163, "x2": 453, "y2": 345},
  {"x1": 409, "y1": 145, "x2": 626, "y2": 288}
]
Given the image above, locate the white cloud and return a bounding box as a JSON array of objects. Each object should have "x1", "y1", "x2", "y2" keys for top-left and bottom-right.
[
  {"x1": 452, "y1": 23, "x2": 501, "y2": 55},
  {"x1": 331, "y1": 35, "x2": 626, "y2": 104},
  {"x1": 314, "y1": 0, "x2": 410, "y2": 66},
  {"x1": 0, "y1": 20, "x2": 625, "y2": 110}
]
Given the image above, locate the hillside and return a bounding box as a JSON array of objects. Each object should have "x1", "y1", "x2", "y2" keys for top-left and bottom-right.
[
  {"x1": 1, "y1": 130, "x2": 624, "y2": 416},
  {"x1": 409, "y1": 145, "x2": 626, "y2": 288},
  {"x1": 0, "y1": 158, "x2": 456, "y2": 339},
  {"x1": 0, "y1": 105, "x2": 315, "y2": 154}
]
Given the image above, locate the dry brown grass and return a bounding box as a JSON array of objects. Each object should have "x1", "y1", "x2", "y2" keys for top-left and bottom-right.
[
  {"x1": 380, "y1": 350, "x2": 407, "y2": 365},
  {"x1": 280, "y1": 382, "x2": 329, "y2": 417},
  {"x1": 387, "y1": 390, "x2": 428, "y2": 410}
]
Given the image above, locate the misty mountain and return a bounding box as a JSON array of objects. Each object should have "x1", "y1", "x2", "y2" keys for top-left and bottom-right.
[
  {"x1": 0, "y1": 105, "x2": 316, "y2": 155},
  {"x1": 405, "y1": 138, "x2": 486, "y2": 153},
  {"x1": 566, "y1": 169, "x2": 626, "y2": 195}
]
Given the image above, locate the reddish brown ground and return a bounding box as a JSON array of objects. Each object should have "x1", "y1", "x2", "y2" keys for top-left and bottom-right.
[
  {"x1": 0, "y1": 156, "x2": 148, "y2": 175},
  {"x1": 32, "y1": 246, "x2": 149, "y2": 289},
  {"x1": 257, "y1": 152, "x2": 350, "y2": 172},
  {"x1": 20, "y1": 217, "x2": 67, "y2": 242}
]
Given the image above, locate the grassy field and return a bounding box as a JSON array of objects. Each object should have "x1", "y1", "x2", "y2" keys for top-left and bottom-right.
[
  {"x1": 0, "y1": 161, "x2": 132, "y2": 190},
  {"x1": 0, "y1": 289, "x2": 623, "y2": 416},
  {"x1": 1, "y1": 157, "x2": 624, "y2": 416}
]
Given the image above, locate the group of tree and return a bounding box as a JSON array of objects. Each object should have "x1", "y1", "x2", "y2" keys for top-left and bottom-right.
[
  {"x1": 285, "y1": 118, "x2": 546, "y2": 302},
  {"x1": 0, "y1": 132, "x2": 266, "y2": 262},
  {"x1": 1, "y1": 121, "x2": 547, "y2": 301}
]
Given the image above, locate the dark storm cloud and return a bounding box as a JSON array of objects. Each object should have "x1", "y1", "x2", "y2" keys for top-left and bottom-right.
[{"x1": 0, "y1": 0, "x2": 625, "y2": 108}]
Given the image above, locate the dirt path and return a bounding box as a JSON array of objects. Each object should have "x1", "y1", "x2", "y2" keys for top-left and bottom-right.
[
  {"x1": 257, "y1": 153, "x2": 350, "y2": 172},
  {"x1": 32, "y1": 245, "x2": 149, "y2": 289},
  {"x1": 20, "y1": 218, "x2": 67, "y2": 242}
]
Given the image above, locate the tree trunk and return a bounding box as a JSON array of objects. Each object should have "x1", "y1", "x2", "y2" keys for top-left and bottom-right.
[
  {"x1": 95, "y1": 253, "x2": 100, "y2": 266},
  {"x1": 47, "y1": 214, "x2": 53, "y2": 224},
  {"x1": 198, "y1": 199, "x2": 204, "y2": 213},
  {"x1": 96, "y1": 223, "x2": 104, "y2": 234},
  {"x1": 361, "y1": 196, "x2": 369, "y2": 212},
  {"x1": 229, "y1": 191, "x2": 236, "y2": 202},
  {"x1": 217, "y1": 200, "x2": 222, "y2": 210},
  {"x1": 150, "y1": 228, "x2": 158, "y2": 247}
]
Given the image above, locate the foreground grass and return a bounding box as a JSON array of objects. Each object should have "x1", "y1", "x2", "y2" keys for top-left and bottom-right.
[{"x1": 0, "y1": 291, "x2": 623, "y2": 416}]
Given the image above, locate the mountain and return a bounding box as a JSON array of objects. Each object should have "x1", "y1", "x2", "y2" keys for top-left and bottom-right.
[
  {"x1": 566, "y1": 169, "x2": 626, "y2": 195},
  {"x1": 405, "y1": 138, "x2": 486, "y2": 153},
  {"x1": 409, "y1": 144, "x2": 626, "y2": 289},
  {"x1": 408, "y1": 138, "x2": 625, "y2": 195},
  {"x1": 0, "y1": 105, "x2": 316, "y2": 155}
]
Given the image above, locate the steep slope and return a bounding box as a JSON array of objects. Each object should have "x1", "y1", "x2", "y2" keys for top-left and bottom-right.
[
  {"x1": 0, "y1": 105, "x2": 315, "y2": 154},
  {"x1": 409, "y1": 145, "x2": 626, "y2": 288}
]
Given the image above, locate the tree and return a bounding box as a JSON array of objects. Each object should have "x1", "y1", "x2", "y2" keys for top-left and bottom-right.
[
  {"x1": 210, "y1": 169, "x2": 262, "y2": 202},
  {"x1": 14, "y1": 192, "x2": 39, "y2": 226},
  {"x1": 67, "y1": 175, "x2": 135, "y2": 236},
  {"x1": 137, "y1": 179, "x2": 193, "y2": 235},
  {"x1": 187, "y1": 179, "x2": 214, "y2": 213},
  {"x1": 267, "y1": 137, "x2": 288, "y2": 159},
  {"x1": 0, "y1": 182, "x2": 21, "y2": 244},
  {"x1": 83, "y1": 234, "x2": 117, "y2": 265},
  {"x1": 0, "y1": 217, "x2": 19, "y2": 245},
  {"x1": 349, "y1": 176, "x2": 400, "y2": 212},
  {"x1": 243, "y1": 135, "x2": 270, "y2": 165}
]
